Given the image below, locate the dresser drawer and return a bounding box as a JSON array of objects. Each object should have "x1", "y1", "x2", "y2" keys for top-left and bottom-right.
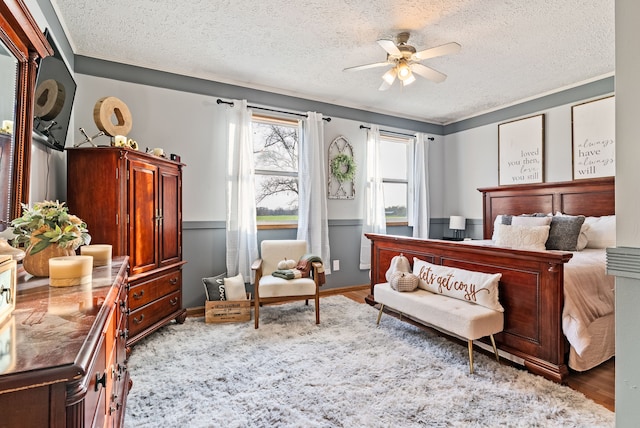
[
  {"x1": 128, "y1": 270, "x2": 181, "y2": 310},
  {"x1": 128, "y1": 290, "x2": 181, "y2": 337}
]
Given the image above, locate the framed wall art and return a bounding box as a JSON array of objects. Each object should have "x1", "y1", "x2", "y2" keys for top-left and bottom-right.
[
  {"x1": 498, "y1": 114, "x2": 544, "y2": 185},
  {"x1": 572, "y1": 96, "x2": 615, "y2": 179}
]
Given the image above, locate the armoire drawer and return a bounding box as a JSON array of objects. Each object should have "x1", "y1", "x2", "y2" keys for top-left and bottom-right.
[
  {"x1": 128, "y1": 290, "x2": 182, "y2": 337},
  {"x1": 128, "y1": 270, "x2": 181, "y2": 310}
]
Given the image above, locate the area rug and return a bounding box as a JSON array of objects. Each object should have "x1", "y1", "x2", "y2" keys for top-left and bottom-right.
[{"x1": 123, "y1": 296, "x2": 613, "y2": 427}]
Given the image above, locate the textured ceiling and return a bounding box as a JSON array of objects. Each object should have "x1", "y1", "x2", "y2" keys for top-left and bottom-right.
[{"x1": 50, "y1": 0, "x2": 614, "y2": 125}]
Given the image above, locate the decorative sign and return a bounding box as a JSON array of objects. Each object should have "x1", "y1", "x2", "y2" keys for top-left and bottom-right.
[
  {"x1": 498, "y1": 114, "x2": 544, "y2": 185},
  {"x1": 572, "y1": 96, "x2": 615, "y2": 179}
]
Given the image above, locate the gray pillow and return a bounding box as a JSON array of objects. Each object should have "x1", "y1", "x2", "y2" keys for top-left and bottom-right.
[
  {"x1": 501, "y1": 215, "x2": 513, "y2": 225},
  {"x1": 546, "y1": 215, "x2": 586, "y2": 251},
  {"x1": 202, "y1": 272, "x2": 227, "y2": 301}
]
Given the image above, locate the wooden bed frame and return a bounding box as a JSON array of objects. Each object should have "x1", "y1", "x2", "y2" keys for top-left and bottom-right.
[{"x1": 365, "y1": 177, "x2": 614, "y2": 383}]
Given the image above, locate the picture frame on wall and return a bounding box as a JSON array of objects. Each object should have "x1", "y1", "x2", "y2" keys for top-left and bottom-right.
[
  {"x1": 571, "y1": 96, "x2": 615, "y2": 180},
  {"x1": 498, "y1": 114, "x2": 544, "y2": 185}
]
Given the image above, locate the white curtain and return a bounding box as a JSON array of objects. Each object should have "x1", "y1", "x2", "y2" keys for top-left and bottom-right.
[
  {"x1": 297, "y1": 112, "x2": 331, "y2": 273},
  {"x1": 410, "y1": 133, "x2": 430, "y2": 238},
  {"x1": 359, "y1": 125, "x2": 386, "y2": 270},
  {"x1": 225, "y1": 99, "x2": 259, "y2": 281}
]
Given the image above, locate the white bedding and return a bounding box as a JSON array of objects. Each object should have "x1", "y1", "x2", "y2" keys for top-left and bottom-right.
[{"x1": 562, "y1": 248, "x2": 615, "y2": 371}]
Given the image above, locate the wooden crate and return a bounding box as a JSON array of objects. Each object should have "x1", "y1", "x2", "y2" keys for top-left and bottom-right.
[{"x1": 205, "y1": 294, "x2": 251, "y2": 323}]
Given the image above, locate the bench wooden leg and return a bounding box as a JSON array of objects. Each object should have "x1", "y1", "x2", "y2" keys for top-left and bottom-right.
[
  {"x1": 490, "y1": 334, "x2": 499, "y2": 362},
  {"x1": 376, "y1": 304, "x2": 385, "y2": 325},
  {"x1": 468, "y1": 340, "x2": 474, "y2": 374}
]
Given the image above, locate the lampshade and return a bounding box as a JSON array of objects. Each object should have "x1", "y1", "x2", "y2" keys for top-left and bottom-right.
[
  {"x1": 449, "y1": 216, "x2": 466, "y2": 230},
  {"x1": 401, "y1": 73, "x2": 416, "y2": 86},
  {"x1": 382, "y1": 67, "x2": 397, "y2": 85},
  {"x1": 396, "y1": 60, "x2": 412, "y2": 81}
]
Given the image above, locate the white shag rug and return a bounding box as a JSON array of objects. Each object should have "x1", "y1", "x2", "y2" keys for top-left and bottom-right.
[{"x1": 124, "y1": 296, "x2": 614, "y2": 428}]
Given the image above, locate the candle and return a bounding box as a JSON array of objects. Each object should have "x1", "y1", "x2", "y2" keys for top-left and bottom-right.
[
  {"x1": 80, "y1": 244, "x2": 112, "y2": 266},
  {"x1": 49, "y1": 256, "x2": 93, "y2": 287},
  {"x1": 113, "y1": 135, "x2": 127, "y2": 147},
  {"x1": 1, "y1": 120, "x2": 13, "y2": 134}
]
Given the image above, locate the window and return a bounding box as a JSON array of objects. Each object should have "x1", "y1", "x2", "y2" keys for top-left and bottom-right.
[
  {"x1": 380, "y1": 135, "x2": 412, "y2": 223},
  {"x1": 252, "y1": 115, "x2": 300, "y2": 227}
]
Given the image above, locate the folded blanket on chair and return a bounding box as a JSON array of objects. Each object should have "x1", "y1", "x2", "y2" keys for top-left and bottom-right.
[
  {"x1": 272, "y1": 269, "x2": 302, "y2": 280},
  {"x1": 296, "y1": 254, "x2": 325, "y2": 285}
]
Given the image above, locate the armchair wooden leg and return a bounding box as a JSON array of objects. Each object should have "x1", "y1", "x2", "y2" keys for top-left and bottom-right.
[
  {"x1": 254, "y1": 299, "x2": 259, "y2": 329},
  {"x1": 468, "y1": 340, "x2": 474, "y2": 374},
  {"x1": 315, "y1": 294, "x2": 320, "y2": 324}
]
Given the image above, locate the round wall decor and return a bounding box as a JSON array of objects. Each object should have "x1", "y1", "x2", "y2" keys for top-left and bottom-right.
[
  {"x1": 34, "y1": 79, "x2": 66, "y2": 121},
  {"x1": 93, "y1": 96, "x2": 133, "y2": 137}
]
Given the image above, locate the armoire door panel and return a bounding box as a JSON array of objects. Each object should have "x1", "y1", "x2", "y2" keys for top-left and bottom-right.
[{"x1": 128, "y1": 160, "x2": 159, "y2": 275}]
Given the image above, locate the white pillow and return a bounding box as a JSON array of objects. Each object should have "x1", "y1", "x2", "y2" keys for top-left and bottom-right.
[
  {"x1": 584, "y1": 215, "x2": 616, "y2": 248},
  {"x1": 491, "y1": 215, "x2": 504, "y2": 240},
  {"x1": 494, "y1": 224, "x2": 550, "y2": 251},
  {"x1": 223, "y1": 274, "x2": 247, "y2": 300},
  {"x1": 511, "y1": 216, "x2": 552, "y2": 227},
  {"x1": 413, "y1": 257, "x2": 503, "y2": 312}
]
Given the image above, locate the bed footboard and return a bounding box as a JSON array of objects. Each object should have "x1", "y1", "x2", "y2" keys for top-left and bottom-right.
[{"x1": 365, "y1": 233, "x2": 573, "y2": 383}]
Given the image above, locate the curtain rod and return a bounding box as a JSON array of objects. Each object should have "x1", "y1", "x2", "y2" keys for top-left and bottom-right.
[
  {"x1": 359, "y1": 125, "x2": 434, "y2": 141},
  {"x1": 216, "y1": 99, "x2": 331, "y2": 122}
]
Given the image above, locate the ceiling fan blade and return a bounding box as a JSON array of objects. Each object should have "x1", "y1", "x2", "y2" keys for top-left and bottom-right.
[
  {"x1": 379, "y1": 80, "x2": 393, "y2": 91},
  {"x1": 343, "y1": 61, "x2": 391, "y2": 72},
  {"x1": 411, "y1": 63, "x2": 447, "y2": 83},
  {"x1": 377, "y1": 39, "x2": 402, "y2": 57},
  {"x1": 413, "y1": 42, "x2": 461, "y2": 60}
]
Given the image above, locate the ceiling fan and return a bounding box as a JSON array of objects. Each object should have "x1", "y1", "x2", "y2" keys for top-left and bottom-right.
[{"x1": 343, "y1": 32, "x2": 461, "y2": 90}]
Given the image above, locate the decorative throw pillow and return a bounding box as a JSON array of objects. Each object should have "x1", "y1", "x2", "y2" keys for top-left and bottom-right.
[
  {"x1": 224, "y1": 274, "x2": 247, "y2": 301},
  {"x1": 385, "y1": 254, "x2": 411, "y2": 281},
  {"x1": 389, "y1": 271, "x2": 419, "y2": 292},
  {"x1": 545, "y1": 215, "x2": 586, "y2": 251},
  {"x1": 412, "y1": 257, "x2": 504, "y2": 312},
  {"x1": 584, "y1": 215, "x2": 616, "y2": 249},
  {"x1": 511, "y1": 215, "x2": 552, "y2": 227},
  {"x1": 494, "y1": 224, "x2": 550, "y2": 251},
  {"x1": 202, "y1": 272, "x2": 226, "y2": 301}
]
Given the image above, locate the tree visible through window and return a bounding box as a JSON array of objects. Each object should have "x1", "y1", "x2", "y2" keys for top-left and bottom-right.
[{"x1": 252, "y1": 116, "x2": 300, "y2": 226}]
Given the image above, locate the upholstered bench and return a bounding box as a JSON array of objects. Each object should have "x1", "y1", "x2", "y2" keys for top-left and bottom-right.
[{"x1": 374, "y1": 260, "x2": 505, "y2": 374}]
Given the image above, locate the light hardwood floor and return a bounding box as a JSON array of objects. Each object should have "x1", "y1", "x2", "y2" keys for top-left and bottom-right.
[{"x1": 334, "y1": 285, "x2": 615, "y2": 412}]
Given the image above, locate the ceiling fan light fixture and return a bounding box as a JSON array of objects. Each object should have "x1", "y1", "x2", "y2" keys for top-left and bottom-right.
[
  {"x1": 397, "y1": 60, "x2": 412, "y2": 81},
  {"x1": 382, "y1": 67, "x2": 397, "y2": 84},
  {"x1": 402, "y1": 73, "x2": 416, "y2": 86}
]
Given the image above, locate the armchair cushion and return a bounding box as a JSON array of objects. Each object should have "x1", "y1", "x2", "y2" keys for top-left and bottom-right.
[{"x1": 258, "y1": 275, "x2": 317, "y2": 298}]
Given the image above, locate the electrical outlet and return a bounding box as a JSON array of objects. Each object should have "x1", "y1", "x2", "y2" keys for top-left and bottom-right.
[{"x1": 333, "y1": 259, "x2": 340, "y2": 271}]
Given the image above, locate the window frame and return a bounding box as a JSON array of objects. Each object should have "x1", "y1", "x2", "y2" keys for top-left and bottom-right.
[
  {"x1": 252, "y1": 114, "x2": 301, "y2": 230},
  {"x1": 379, "y1": 134, "x2": 414, "y2": 226}
]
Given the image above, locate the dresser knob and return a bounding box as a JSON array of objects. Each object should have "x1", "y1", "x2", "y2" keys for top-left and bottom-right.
[
  {"x1": 133, "y1": 314, "x2": 145, "y2": 325},
  {"x1": 133, "y1": 290, "x2": 144, "y2": 299},
  {"x1": 169, "y1": 277, "x2": 178, "y2": 285},
  {"x1": 169, "y1": 297, "x2": 178, "y2": 306}
]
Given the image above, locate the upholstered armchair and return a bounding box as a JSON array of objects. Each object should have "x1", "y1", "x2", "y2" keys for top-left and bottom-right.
[{"x1": 251, "y1": 240, "x2": 322, "y2": 329}]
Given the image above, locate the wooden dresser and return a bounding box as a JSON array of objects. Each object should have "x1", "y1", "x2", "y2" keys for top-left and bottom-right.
[
  {"x1": 0, "y1": 258, "x2": 130, "y2": 427},
  {"x1": 66, "y1": 147, "x2": 187, "y2": 348}
]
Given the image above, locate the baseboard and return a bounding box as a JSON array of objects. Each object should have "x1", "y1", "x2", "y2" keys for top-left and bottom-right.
[{"x1": 186, "y1": 284, "x2": 370, "y2": 318}]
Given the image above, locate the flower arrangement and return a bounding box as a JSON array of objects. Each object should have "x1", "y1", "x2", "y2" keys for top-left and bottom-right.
[{"x1": 11, "y1": 200, "x2": 91, "y2": 255}]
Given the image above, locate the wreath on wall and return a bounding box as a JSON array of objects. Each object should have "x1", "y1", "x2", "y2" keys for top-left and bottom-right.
[{"x1": 330, "y1": 153, "x2": 356, "y2": 183}]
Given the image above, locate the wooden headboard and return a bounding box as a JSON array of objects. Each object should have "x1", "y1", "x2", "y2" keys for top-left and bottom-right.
[{"x1": 478, "y1": 177, "x2": 615, "y2": 239}]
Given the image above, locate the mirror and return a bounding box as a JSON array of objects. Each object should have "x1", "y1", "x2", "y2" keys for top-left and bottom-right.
[
  {"x1": 0, "y1": 39, "x2": 18, "y2": 230},
  {"x1": 0, "y1": 1, "x2": 53, "y2": 231}
]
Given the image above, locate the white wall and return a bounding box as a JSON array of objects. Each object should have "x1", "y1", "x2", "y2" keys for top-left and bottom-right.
[{"x1": 615, "y1": 0, "x2": 640, "y2": 425}]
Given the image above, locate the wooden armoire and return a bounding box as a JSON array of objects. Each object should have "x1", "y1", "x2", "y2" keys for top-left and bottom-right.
[{"x1": 67, "y1": 147, "x2": 187, "y2": 347}]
